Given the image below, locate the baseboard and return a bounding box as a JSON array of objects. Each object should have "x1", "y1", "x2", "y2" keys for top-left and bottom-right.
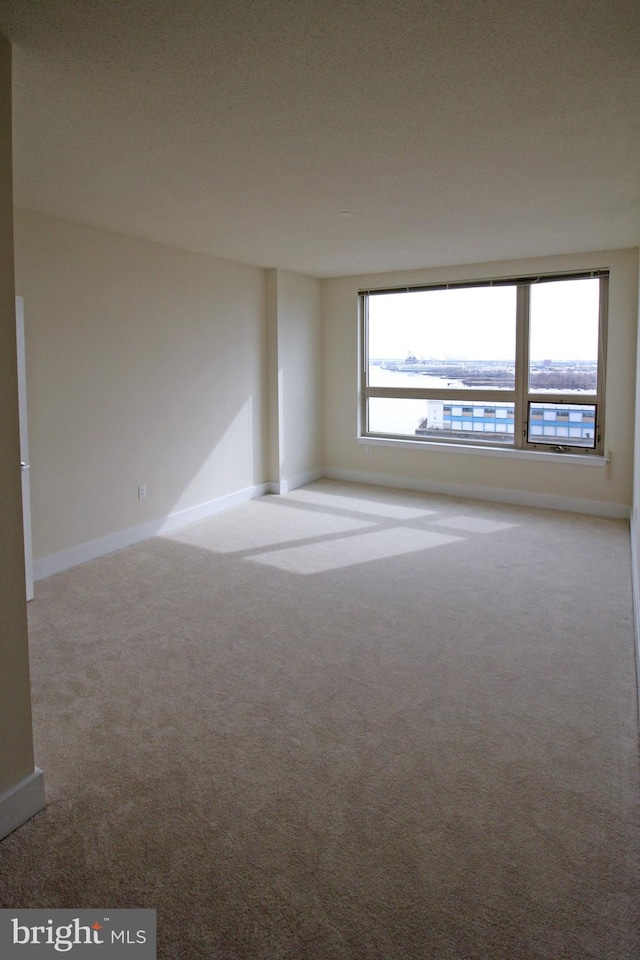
[
  {"x1": 0, "y1": 768, "x2": 45, "y2": 841},
  {"x1": 269, "y1": 468, "x2": 324, "y2": 495},
  {"x1": 34, "y1": 483, "x2": 270, "y2": 581},
  {"x1": 629, "y1": 511, "x2": 640, "y2": 719},
  {"x1": 154, "y1": 483, "x2": 270, "y2": 534},
  {"x1": 323, "y1": 467, "x2": 630, "y2": 519},
  {"x1": 31, "y1": 467, "x2": 631, "y2": 581}
]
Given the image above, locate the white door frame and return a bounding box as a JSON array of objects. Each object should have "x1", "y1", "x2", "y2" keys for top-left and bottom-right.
[{"x1": 16, "y1": 296, "x2": 33, "y2": 601}]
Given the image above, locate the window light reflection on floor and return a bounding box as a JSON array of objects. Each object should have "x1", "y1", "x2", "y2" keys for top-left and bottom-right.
[
  {"x1": 286, "y1": 488, "x2": 438, "y2": 521},
  {"x1": 247, "y1": 527, "x2": 462, "y2": 575}
]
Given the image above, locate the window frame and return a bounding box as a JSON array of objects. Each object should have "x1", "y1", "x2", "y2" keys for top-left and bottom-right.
[{"x1": 359, "y1": 270, "x2": 608, "y2": 457}]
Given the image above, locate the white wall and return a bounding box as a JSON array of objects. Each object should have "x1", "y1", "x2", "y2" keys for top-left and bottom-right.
[
  {"x1": 266, "y1": 268, "x2": 322, "y2": 492},
  {"x1": 323, "y1": 249, "x2": 638, "y2": 515},
  {"x1": 14, "y1": 210, "x2": 268, "y2": 566},
  {"x1": 0, "y1": 37, "x2": 43, "y2": 836}
]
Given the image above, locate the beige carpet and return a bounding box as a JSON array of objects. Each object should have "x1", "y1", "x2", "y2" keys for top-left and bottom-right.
[{"x1": 1, "y1": 480, "x2": 639, "y2": 959}]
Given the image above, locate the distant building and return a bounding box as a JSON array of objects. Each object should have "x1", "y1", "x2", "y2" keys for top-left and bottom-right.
[{"x1": 416, "y1": 400, "x2": 596, "y2": 446}]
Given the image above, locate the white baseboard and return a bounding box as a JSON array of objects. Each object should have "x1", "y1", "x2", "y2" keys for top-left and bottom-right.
[
  {"x1": 32, "y1": 467, "x2": 630, "y2": 583},
  {"x1": 629, "y1": 511, "x2": 640, "y2": 718},
  {"x1": 34, "y1": 483, "x2": 270, "y2": 581},
  {"x1": 0, "y1": 768, "x2": 45, "y2": 841},
  {"x1": 269, "y1": 468, "x2": 324, "y2": 495},
  {"x1": 323, "y1": 467, "x2": 630, "y2": 519}
]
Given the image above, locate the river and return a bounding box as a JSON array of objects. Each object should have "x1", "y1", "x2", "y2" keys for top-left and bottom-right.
[{"x1": 368, "y1": 366, "x2": 466, "y2": 436}]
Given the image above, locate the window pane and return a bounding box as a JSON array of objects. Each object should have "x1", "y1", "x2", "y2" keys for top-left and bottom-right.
[
  {"x1": 369, "y1": 398, "x2": 514, "y2": 444},
  {"x1": 529, "y1": 278, "x2": 599, "y2": 394},
  {"x1": 368, "y1": 286, "x2": 517, "y2": 389},
  {"x1": 368, "y1": 397, "x2": 431, "y2": 437},
  {"x1": 527, "y1": 402, "x2": 596, "y2": 448}
]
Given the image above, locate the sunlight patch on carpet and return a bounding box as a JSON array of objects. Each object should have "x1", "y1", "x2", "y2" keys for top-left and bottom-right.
[
  {"x1": 287, "y1": 488, "x2": 438, "y2": 520},
  {"x1": 197, "y1": 509, "x2": 374, "y2": 553},
  {"x1": 246, "y1": 527, "x2": 461, "y2": 574},
  {"x1": 429, "y1": 515, "x2": 517, "y2": 534}
]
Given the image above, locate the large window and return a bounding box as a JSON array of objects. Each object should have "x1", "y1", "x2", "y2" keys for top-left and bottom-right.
[{"x1": 360, "y1": 271, "x2": 607, "y2": 455}]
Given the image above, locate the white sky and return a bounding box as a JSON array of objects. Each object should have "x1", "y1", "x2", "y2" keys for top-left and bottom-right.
[{"x1": 368, "y1": 278, "x2": 600, "y2": 363}]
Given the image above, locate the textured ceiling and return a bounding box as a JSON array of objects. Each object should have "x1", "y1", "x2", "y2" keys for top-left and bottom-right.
[{"x1": 0, "y1": 0, "x2": 638, "y2": 277}]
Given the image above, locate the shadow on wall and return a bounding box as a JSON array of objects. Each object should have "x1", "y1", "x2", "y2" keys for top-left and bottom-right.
[{"x1": 15, "y1": 210, "x2": 267, "y2": 566}]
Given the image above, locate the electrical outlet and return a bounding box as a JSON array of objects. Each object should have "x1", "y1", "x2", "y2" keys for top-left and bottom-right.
[
  {"x1": 366, "y1": 445, "x2": 371, "y2": 455},
  {"x1": 137, "y1": 485, "x2": 147, "y2": 500}
]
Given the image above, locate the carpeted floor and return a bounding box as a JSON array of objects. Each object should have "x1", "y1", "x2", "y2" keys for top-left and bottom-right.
[{"x1": 1, "y1": 480, "x2": 639, "y2": 958}]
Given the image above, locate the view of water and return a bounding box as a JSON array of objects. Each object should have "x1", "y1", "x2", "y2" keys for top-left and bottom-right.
[
  {"x1": 368, "y1": 368, "x2": 459, "y2": 435},
  {"x1": 367, "y1": 365, "x2": 594, "y2": 437},
  {"x1": 369, "y1": 367, "x2": 466, "y2": 390}
]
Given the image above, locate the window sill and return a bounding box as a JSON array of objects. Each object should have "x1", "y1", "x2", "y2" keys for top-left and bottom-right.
[{"x1": 357, "y1": 436, "x2": 609, "y2": 467}]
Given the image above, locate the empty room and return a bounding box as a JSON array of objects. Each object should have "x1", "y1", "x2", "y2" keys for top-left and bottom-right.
[{"x1": 0, "y1": 2, "x2": 639, "y2": 958}]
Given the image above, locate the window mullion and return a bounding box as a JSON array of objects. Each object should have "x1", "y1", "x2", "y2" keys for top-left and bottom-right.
[
  {"x1": 596, "y1": 275, "x2": 608, "y2": 453},
  {"x1": 514, "y1": 284, "x2": 529, "y2": 449},
  {"x1": 360, "y1": 293, "x2": 368, "y2": 435}
]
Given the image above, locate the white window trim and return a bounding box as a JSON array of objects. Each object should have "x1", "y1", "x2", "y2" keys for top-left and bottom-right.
[
  {"x1": 359, "y1": 270, "x2": 608, "y2": 458},
  {"x1": 356, "y1": 435, "x2": 609, "y2": 466}
]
